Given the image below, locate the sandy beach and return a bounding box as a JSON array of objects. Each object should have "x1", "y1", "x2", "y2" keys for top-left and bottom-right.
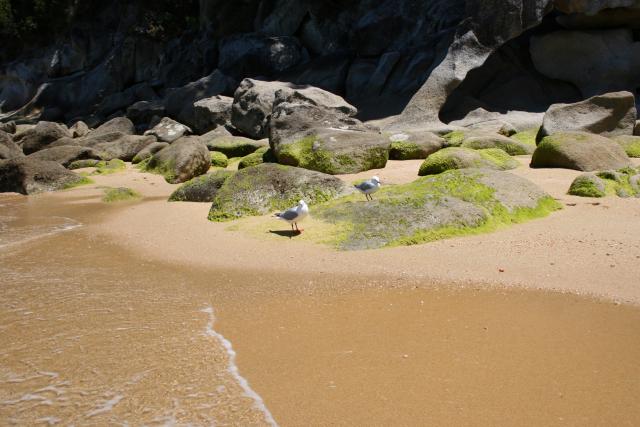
[{"x1": 1, "y1": 157, "x2": 640, "y2": 425}]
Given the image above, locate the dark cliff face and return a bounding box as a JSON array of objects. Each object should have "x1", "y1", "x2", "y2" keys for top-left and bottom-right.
[{"x1": 1, "y1": 0, "x2": 638, "y2": 127}]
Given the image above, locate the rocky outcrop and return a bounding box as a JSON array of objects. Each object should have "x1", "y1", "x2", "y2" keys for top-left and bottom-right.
[
  {"x1": 83, "y1": 133, "x2": 156, "y2": 161},
  {"x1": 143, "y1": 136, "x2": 210, "y2": 183},
  {"x1": 531, "y1": 132, "x2": 632, "y2": 171},
  {"x1": 169, "y1": 170, "x2": 233, "y2": 202},
  {"x1": 231, "y1": 79, "x2": 293, "y2": 139},
  {"x1": 418, "y1": 147, "x2": 519, "y2": 175},
  {"x1": 144, "y1": 117, "x2": 192, "y2": 143},
  {"x1": 192, "y1": 95, "x2": 233, "y2": 134},
  {"x1": 208, "y1": 163, "x2": 350, "y2": 221},
  {"x1": 568, "y1": 168, "x2": 640, "y2": 198},
  {"x1": 388, "y1": 131, "x2": 445, "y2": 160},
  {"x1": 132, "y1": 142, "x2": 170, "y2": 164},
  {"x1": 204, "y1": 135, "x2": 269, "y2": 157},
  {"x1": 0, "y1": 158, "x2": 88, "y2": 194},
  {"x1": 90, "y1": 117, "x2": 135, "y2": 137},
  {"x1": 15, "y1": 121, "x2": 70, "y2": 154},
  {"x1": 126, "y1": 100, "x2": 166, "y2": 126},
  {"x1": 27, "y1": 146, "x2": 103, "y2": 167},
  {"x1": 0, "y1": 131, "x2": 23, "y2": 160},
  {"x1": 538, "y1": 92, "x2": 637, "y2": 141}
]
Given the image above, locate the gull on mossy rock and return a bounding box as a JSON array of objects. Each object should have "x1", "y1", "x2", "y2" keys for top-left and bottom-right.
[
  {"x1": 354, "y1": 176, "x2": 381, "y2": 201},
  {"x1": 275, "y1": 200, "x2": 309, "y2": 233}
]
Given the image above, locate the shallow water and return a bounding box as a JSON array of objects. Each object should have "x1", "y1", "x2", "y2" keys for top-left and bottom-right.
[{"x1": 1, "y1": 193, "x2": 639, "y2": 426}]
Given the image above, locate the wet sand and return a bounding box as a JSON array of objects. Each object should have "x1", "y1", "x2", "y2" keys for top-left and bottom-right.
[{"x1": 1, "y1": 158, "x2": 640, "y2": 425}]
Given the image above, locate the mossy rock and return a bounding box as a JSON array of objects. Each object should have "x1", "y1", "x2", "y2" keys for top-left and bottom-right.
[
  {"x1": 275, "y1": 131, "x2": 389, "y2": 175},
  {"x1": 143, "y1": 137, "x2": 210, "y2": 183},
  {"x1": 68, "y1": 159, "x2": 101, "y2": 169},
  {"x1": 237, "y1": 147, "x2": 275, "y2": 169},
  {"x1": 568, "y1": 168, "x2": 640, "y2": 198},
  {"x1": 102, "y1": 187, "x2": 142, "y2": 203},
  {"x1": 510, "y1": 128, "x2": 539, "y2": 147},
  {"x1": 531, "y1": 132, "x2": 631, "y2": 171},
  {"x1": 461, "y1": 134, "x2": 534, "y2": 155},
  {"x1": 169, "y1": 170, "x2": 233, "y2": 202},
  {"x1": 204, "y1": 136, "x2": 269, "y2": 157},
  {"x1": 132, "y1": 142, "x2": 170, "y2": 164},
  {"x1": 613, "y1": 135, "x2": 640, "y2": 158},
  {"x1": 418, "y1": 147, "x2": 518, "y2": 176},
  {"x1": 92, "y1": 159, "x2": 126, "y2": 175},
  {"x1": 208, "y1": 163, "x2": 351, "y2": 221},
  {"x1": 311, "y1": 169, "x2": 561, "y2": 250},
  {"x1": 387, "y1": 131, "x2": 444, "y2": 160},
  {"x1": 210, "y1": 151, "x2": 229, "y2": 168},
  {"x1": 568, "y1": 174, "x2": 606, "y2": 197},
  {"x1": 442, "y1": 130, "x2": 467, "y2": 147}
]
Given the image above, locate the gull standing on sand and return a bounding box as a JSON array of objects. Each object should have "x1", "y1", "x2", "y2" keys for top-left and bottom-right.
[
  {"x1": 355, "y1": 176, "x2": 382, "y2": 201},
  {"x1": 275, "y1": 200, "x2": 309, "y2": 233}
]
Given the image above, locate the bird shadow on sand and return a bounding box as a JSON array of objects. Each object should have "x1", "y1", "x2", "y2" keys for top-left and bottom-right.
[{"x1": 269, "y1": 229, "x2": 302, "y2": 239}]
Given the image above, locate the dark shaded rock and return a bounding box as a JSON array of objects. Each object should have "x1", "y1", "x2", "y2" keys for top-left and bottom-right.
[
  {"x1": 68, "y1": 159, "x2": 101, "y2": 169},
  {"x1": 91, "y1": 117, "x2": 135, "y2": 137},
  {"x1": 132, "y1": 142, "x2": 170, "y2": 164},
  {"x1": 192, "y1": 95, "x2": 233, "y2": 134},
  {"x1": 208, "y1": 163, "x2": 351, "y2": 221},
  {"x1": 15, "y1": 121, "x2": 70, "y2": 155},
  {"x1": 0, "y1": 158, "x2": 87, "y2": 194},
  {"x1": 0, "y1": 131, "x2": 23, "y2": 160},
  {"x1": 538, "y1": 92, "x2": 637, "y2": 141},
  {"x1": 419, "y1": 147, "x2": 518, "y2": 175},
  {"x1": 144, "y1": 117, "x2": 192, "y2": 143},
  {"x1": 531, "y1": 132, "x2": 632, "y2": 171},
  {"x1": 143, "y1": 136, "x2": 210, "y2": 183},
  {"x1": 27, "y1": 146, "x2": 102, "y2": 167},
  {"x1": 126, "y1": 100, "x2": 166, "y2": 126},
  {"x1": 388, "y1": 130, "x2": 445, "y2": 160},
  {"x1": 204, "y1": 136, "x2": 269, "y2": 157},
  {"x1": 83, "y1": 133, "x2": 156, "y2": 161},
  {"x1": 0, "y1": 121, "x2": 16, "y2": 134},
  {"x1": 169, "y1": 170, "x2": 234, "y2": 202}
]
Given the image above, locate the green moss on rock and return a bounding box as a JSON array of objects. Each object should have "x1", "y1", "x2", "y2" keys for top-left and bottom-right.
[
  {"x1": 210, "y1": 151, "x2": 229, "y2": 168},
  {"x1": 568, "y1": 168, "x2": 640, "y2": 198},
  {"x1": 62, "y1": 176, "x2": 94, "y2": 189},
  {"x1": 68, "y1": 159, "x2": 101, "y2": 169},
  {"x1": 238, "y1": 147, "x2": 275, "y2": 169},
  {"x1": 418, "y1": 147, "x2": 518, "y2": 176},
  {"x1": 510, "y1": 128, "x2": 539, "y2": 147},
  {"x1": 93, "y1": 159, "x2": 126, "y2": 175},
  {"x1": 614, "y1": 135, "x2": 640, "y2": 158},
  {"x1": 102, "y1": 187, "x2": 141, "y2": 203},
  {"x1": 442, "y1": 130, "x2": 466, "y2": 147},
  {"x1": 568, "y1": 174, "x2": 606, "y2": 197},
  {"x1": 169, "y1": 170, "x2": 233, "y2": 202}
]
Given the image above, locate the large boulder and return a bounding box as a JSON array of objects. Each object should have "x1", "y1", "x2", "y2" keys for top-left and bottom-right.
[
  {"x1": 126, "y1": 100, "x2": 166, "y2": 126},
  {"x1": 531, "y1": 132, "x2": 632, "y2": 171},
  {"x1": 208, "y1": 163, "x2": 351, "y2": 221},
  {"x1": 419, "y1": 147, "x2": 519, "y2": 175},
  {"x1": 82, "y1": 133, "x2": 156, "y2": 161},
  {"x1": 90, "y1": 117, "x2": 135, "y2": 137},
  {"x1": 132, "y1": 142, "x2": 170, "y2": 164},
  {"x1": 0, "y1": 131, "x2": 23, "y2": 160},
  {"x1": 312, "y1": 168, "x2": 560, "y2": 250},
  {"x1": 537, "y1": 91, "x2": 637, "y2": 141},
  {"x1": 192, "y1": 95, "x2": 233, "y2": 134},
  {"x1": 27, "y1": 146, "x2": 102, "y2": 167},
  {"x1": 169, "y1": 170, "x2": 234, "y2": 202},
  {"x1": 0, "y1": 158, "x2": 88, "y2": 194},
  {"x1": 143, "y1": 137, "x2": 210, "y2": 183},
  {"x1": 203, "y1": 135, "x2": 269, "y2": 157},
  {"x1": 635, "y1": 120, "x2": 640, "y2": 136},
  {"x1": 460, "y1": 133, "x2": 534, "y2": 155},
  {"x1": 613, "y1": 135, "x2": 640, "y2": 157},
  {"x1": 14, "y1": 121, "x2": 70, "y2": 154},
  {"x1": 569, "y1": 168, "x2": 640, "y2": 198},
  {"x1": 144, "y1": 117, "x2": 192, "y2": 143},
  {"x1": 530, "y1": 29, "x2": 640, "y2": 98},
  {"x1": 231, "y1": 79, "x2": 294, "y2": 139},
  {"x1": 388, "y1": 130, "x2": 445, "y2": 160}
]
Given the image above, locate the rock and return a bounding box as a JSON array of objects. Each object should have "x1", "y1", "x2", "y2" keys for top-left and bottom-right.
[
  {"x1": 68, "y1": 159, "x2": 101, "y2": 169},
  {"x1": 460, "y1": 133, "x2": 534, "y2": 155},
  {"x1": 198, "y1": 126, "x2": 233, "y2": 142},
  {"x1": 312, "y1": 168, "x2": 560, "y2": 250},
  {"x1": 388, "y1": 131, "x2": 445, "y2": 160},
  {"x1": 126, "y1": 100, "x2": 166, "y2": 126},
  {"x1": 538, "y1": 92, "x2": 637, "y2": 141},
  {"x1": 210, "y1": 151, "x2": 229, "y2": 168},
  {"x1": 274, "y1": 85, "x2": 358, "y2": 117},
  {"x1": 556, "y1": 7, "x2": 640, "y2": 30},
  {"x1": 613, "y1": 135, "x2": 640, "y2": 158},
  {"x1": 14, "y1": 121, "x2": 70, "y2": 154},
  {"x1": 0, "y1": 121, "x2": 16, "y2": 134},
  {"x1": 132, "y1": 142, "x2": 170, "y2": 164},
  {"x1": 47, "y1": 137, "x2": 82, "y2": 149},
  {"x1": 91, "y1": 117, "x2": 135, "y2": 137},
  {"x1": 208, "y1": 163, "x2": 351, "y2": 221},
  {"x1": 69, "y1": 121, "x2": 90, "y2": 138},
  {"x1": 568, "y1": 173, "x2": 606, "y2": 197},
  {"x1": 143, "y1": 137, "x2": 210, "y2": 183},
  {"x1": 531, "y1": 132, "x2": 632, "y2": 171},
  {"x1": 237, "y1": 147, "x2": 275, "y2": 169},
  {"x1": 0, "y1": 158, "x2": 88, "y2": 194},
  {"x1": 83, "y1": 133, "x2": 156, "y2": 161},
  {"x1": 231, "y1": 79, "x2": 294, "y2": 139},
  {"x1": 192, "y1": 95, "x2": 233, "y2": 134},
  {"x1": 530, "y1": 29, "x2": 640, "y2": 98},
  {"x1": 164, "y1": 70, "x2": 236, "y2": 128},
  {"x1": 27, "y1": 146, "x2": 102, "y2": 167},
  {"x1": 419, "y1": 147, "x2": 518, "y2": 175},
  {"x1": 169, "y1": 170, "x2": 234, "y2": 203},
  {"x1": 0, "y1": 131, "x2": 23, "y2": 159},
  {"x1": 204, "y1": 136, "x2": 269, "y2": 158},
  {"x1": 630, "y1": 174, "x2": 640, "y2": 195},
  {"x1": 218, "y1": 34, "x2": 306, "y2": 79},
  {"x1": 554, "y1": 0, "x2": 640, "y2": 16},
  {"x1": 144, "y1": 117, "x2": 192, "y2": 143},
  {"x1": 635, "y1": 120, "x2": 640, "y2": 136}
]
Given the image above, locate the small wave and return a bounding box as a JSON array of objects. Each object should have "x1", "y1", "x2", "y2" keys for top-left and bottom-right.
[
  {"x1": 0, "y1": 216, "x2": 82, "y2": 250},
  {"x1": 86, "y1": 394, "x2": 124, "y2": 418},
  {"x1": 201, "y1": 307, "x2": 278, "y2": 427}
]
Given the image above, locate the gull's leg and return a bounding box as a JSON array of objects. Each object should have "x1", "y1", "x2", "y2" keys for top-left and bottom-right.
[{"x1": 291, "y1": 223, "x2": 294, "y2": 232}]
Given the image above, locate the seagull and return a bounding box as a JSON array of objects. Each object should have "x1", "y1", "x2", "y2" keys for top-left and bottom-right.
[
  {"x1": 354, "y1": 176, "x2": 382, "y2": 201},
  {"x1": 275, "y1": 200, "x2": 309, "y2": 233}
]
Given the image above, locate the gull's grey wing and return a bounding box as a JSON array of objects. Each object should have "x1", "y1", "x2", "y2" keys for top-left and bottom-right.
[
  {"x1": 355, "y1": 180, "x2": 375, "y2": 191},
  {"x1": 278, "y1": 208, "x2": 300, "y2": 221}
]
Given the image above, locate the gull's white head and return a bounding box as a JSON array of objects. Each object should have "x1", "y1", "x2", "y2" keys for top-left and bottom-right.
[
  {"x1": 372, "y1": 176, "x2": 381, "y2": 184},
  {"x1": 299, "y1": 200, "x2": 307, "y2": 206}
]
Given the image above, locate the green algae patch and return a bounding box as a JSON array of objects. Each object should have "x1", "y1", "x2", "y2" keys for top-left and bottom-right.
[
  {"x1": 169, "y1": 170, "x2": 233, "y2": 202},
  {"x1": 614, "y1": 136, "x2": 640, "y2": 158},
  {"x1": 419, "y1": 147, "x2": 517, "y2": 176},
  {"x1": 62, "y1": 176, "x2": 94, "y2": 190},
  {"x1": 210, "y1": 151, "x2": 229, "y2": 168},
  {"x1": 568, "y1": 174, "x2": 606, "y2": 197},
  {"x1": 102, "y1": 187, "x2": 141, "y2": 203},
  {"x1": 389, "y1": 141, "x2": 426, "y2": 160},
  {"x1": 92, "y1": 159, "x2": 126, "y2": 175},
  {"x1": 140, "y1": 157, "x2": 177, "y2": 182},
  {"x1": 238, "y1": 147, "x2": 275, "y2": 169},
  {"x1": 311, "y1": 169, "x2": 561, "y2": 250},
  {"x1": 442, "y1": 130, "x2": 466, "y2": 147},
  {"x1": 68, "y1": 159, "x2": 101, "y2": 170},
  {"x1": 510, "y1": 128, "x2": 539, "y2": 147},
  {"x1": 277, "y1": 136, "x2": 337, "y2": 174},
  {"x1": 568, "y1": 168, "x2": 640, "y2": 198}
]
